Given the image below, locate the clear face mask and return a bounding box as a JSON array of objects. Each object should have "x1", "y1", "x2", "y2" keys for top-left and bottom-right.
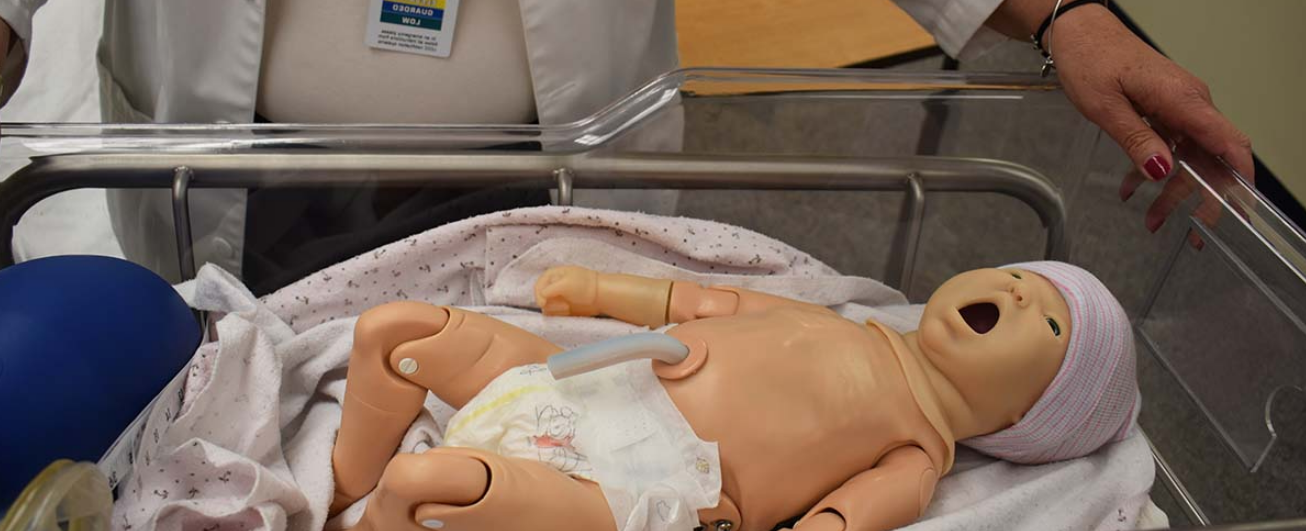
[{"x1": 1, "y1": 460, "x2": 112, "y2": 531}]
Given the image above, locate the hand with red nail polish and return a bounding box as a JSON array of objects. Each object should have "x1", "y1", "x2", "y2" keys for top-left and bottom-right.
[{"x1": 992, "y1": 2, "x2": 1254, "y2": 242}]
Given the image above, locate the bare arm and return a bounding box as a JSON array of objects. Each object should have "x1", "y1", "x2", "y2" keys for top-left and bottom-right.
[{"x1": 784, "y1": 446, "x2": 939, "y2": 531}]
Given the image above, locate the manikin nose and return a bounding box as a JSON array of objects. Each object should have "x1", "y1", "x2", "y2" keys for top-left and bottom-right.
[{"x1": 1009, "y1": 282, "x2": 1031, "y2": 308}]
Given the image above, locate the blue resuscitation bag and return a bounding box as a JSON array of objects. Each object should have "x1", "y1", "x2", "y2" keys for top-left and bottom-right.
[{"x1": 0, "y1": 256, "x2": 200, "y2": 510}]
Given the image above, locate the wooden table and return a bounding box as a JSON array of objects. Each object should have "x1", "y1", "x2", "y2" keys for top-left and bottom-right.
[{"x1": 677, "y1": 0, "x2": 937, "y2": 69}]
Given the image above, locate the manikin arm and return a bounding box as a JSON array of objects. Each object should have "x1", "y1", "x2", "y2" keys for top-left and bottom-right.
[
  {"x1": 786, "y1": 446, "x2": 939, "y2": 531},
  {"x1": 534, "y1": 266, "x2": 825, "y2": 327},
  {"x1": 666, "y1": 281, "x2": 829, "y2": 323}
]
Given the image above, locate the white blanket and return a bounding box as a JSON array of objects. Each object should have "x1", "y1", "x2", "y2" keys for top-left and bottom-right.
[{"x1": 106, "y1": 207, "x2": 1162, "y2": 531}]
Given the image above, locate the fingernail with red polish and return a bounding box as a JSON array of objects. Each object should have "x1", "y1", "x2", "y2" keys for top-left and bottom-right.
[
  {"x1": 1146, "y1": 215, "x2": 1163, "y2": 233},
  {"x1": 1144, "y1": 155, "x2": 1171, "y2": 181}
]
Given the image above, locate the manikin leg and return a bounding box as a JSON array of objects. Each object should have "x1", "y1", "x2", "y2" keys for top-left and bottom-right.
[
  {"x1": 353, "y1": 447, "x2": 616, "y2": 531},
  {"x1": 331, "y1": 302, "x2": 563, "y2": 512}
]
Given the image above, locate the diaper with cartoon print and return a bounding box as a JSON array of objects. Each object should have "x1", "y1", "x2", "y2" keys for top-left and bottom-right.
[{"x1": 442, "y1": 360, "x2": 721, "y2": 531}]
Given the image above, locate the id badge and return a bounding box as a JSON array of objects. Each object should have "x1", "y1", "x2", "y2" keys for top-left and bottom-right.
[{"x1": 365, "y1": 0, "x2": 461, "y2": 58}]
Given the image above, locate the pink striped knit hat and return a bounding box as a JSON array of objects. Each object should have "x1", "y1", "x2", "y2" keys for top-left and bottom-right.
[{"x1": 960, "y1": 261, "x2": 1141, "y2": 464}]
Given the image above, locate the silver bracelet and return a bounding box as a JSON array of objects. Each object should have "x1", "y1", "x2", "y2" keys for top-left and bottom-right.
[{"x1": 1031, "y1": 0, "x2": 1111, "y2": 77}]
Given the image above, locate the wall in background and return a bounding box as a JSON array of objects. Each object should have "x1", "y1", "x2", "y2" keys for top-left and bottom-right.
[{"x1": 1117, "y1": 0, "x2": 1306, "y2": 203}]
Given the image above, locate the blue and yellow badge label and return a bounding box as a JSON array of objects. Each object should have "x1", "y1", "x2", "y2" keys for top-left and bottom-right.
[
  {"x1": 366, "y1": 0, "x2": 460, "y2": 58},
  {"x1": 381, "y1": 0, "x2": 445, "y2": 31}
]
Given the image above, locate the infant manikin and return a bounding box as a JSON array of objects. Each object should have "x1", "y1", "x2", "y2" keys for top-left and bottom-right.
[{"x1": 329, "y1": 261, "x2": 1139, "y2": 531}]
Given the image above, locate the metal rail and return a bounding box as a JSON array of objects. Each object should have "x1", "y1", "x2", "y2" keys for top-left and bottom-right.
[
  {"x1": 0, "y1": 152, "x2": 1067, "y2": 288},
  {"x1": 170, "y1": 167, "x2": 197, "y2": 281},
  {"x1": 885, "y1": 173, "x2": 926, "y2": 291}
]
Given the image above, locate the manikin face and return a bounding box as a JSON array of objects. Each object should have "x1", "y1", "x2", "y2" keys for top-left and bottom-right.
[{"x1": 917, "y1": 268, "x2": 1072, "y2": 433}]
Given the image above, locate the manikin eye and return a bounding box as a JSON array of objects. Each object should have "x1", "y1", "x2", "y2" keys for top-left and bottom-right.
[
  {"x1": 1046, "y1": 317, "x2": 1062, "y2": 336},
  {"x1": 1010, "y1": 272, "x2": 1023, "y2": 279}
]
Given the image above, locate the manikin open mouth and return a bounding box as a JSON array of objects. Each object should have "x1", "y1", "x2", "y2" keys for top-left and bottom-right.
[{"x1": 958, "y1": 302, "x2": 1000, "y2": 334}]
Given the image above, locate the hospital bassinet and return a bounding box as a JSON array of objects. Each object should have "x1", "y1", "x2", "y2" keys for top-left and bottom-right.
[{"x1": 0, "y1": 69, "x2": 1302, "y2": 529}]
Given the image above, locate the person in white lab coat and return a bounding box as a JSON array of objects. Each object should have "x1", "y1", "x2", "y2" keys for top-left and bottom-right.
[
  {"x1": 0, "y1": 0, "x2": 1252, "y2": 290},
  {"x1": 1, "y1": 1, "x2": 683, "y2": 292}
]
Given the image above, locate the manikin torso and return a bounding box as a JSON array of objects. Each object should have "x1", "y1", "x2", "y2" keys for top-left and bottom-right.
[
  {"x1": 257, "y1": 0, "x2": 537, "y2": 124},
  {"x1": 663, "y1": 306, "x2": 950, "y2": 530}
]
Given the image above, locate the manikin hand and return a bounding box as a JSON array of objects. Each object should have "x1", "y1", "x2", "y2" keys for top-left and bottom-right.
[{"x1": 534, "y1": 265, "x2": 601, "y2": 317}]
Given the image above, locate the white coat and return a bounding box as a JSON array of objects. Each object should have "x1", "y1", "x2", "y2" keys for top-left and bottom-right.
[{"x1": 0, "y1": 0, "x2": 1004, "y2": 281}]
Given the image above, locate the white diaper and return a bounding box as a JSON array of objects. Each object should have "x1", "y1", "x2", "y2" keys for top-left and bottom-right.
[{"x1": 444, "y1": 360, "x2": 722, "y2": 531}]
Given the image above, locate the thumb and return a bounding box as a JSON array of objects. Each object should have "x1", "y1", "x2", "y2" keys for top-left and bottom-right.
[{"x1": 1091, "y1": 95, "x2": 1174, "y2": 181}]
